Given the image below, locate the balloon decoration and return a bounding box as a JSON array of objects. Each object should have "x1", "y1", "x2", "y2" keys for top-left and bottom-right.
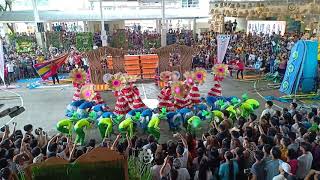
[
  {"x1": 70, "y1": 68, "x2": 87, "y2": 85},
  {"x1": 108, "y1": 73, "x2": 126, "y2": 91},
  {"x1": 80, "y1": 84, "x2": 96, "y2": 101},
  {"x1": 171, "y1": 81, "x2": 186, "y2": 98},
  {"x1": 103, "y1": 73, "x2": 113, "y2": 83},
  {"x1": 183, "y1": 71, "x2": 194, "y2": 86},
  {"x1": 193, "y1": 68, "x2": 207, "y2": 85}
]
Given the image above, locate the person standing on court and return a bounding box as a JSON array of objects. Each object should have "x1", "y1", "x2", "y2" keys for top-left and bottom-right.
[{"x1": 50, "y1": 62, "x2": 59, "y2": 85}]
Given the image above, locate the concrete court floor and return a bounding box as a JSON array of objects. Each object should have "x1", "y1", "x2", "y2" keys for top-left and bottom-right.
[{"x1": 0, "y1": 75, "x2": 288, "y2": 143}]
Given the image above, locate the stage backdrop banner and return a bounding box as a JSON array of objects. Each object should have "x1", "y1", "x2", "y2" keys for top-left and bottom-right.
[
  {"x1": 0, "y1": 40, "x2": 4, "y2": 82},
  {"x1": 217, "y1": 35, "x2": 231, "y2": 64},
  {"x1": 247, "y1": 20, "x2": 286, "y2": 36}
]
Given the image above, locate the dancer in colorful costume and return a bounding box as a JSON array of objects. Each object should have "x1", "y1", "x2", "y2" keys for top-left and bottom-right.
[
  {"x1": 187, "y1": 68, "x2": 207, "y2": 105},
  {"x1": 74, "y1": 119, "x2": 91, "y2": 145},
  {"x1": 208, "y1": 64, "x2": 228, "y2": 97},
  {"x1": 147, "y1": 108, "x2": 167, "y2": 140},
  {"x1": 118, "y1": 115, "x2": 139, "y2": 138},
  {"x1": 177, "y1": 108, "x2": 194, "y2": 125},
  {"x1": 66, "y1": 99, "x2": 85, "y2": 117},
  {"x1": 187, "y1": 116, "x2": 201, "y2": 134},
  {"x1": 140, "y1": 108, "x2": 153, "y2": 131},
  {"x1": 166, "y1": 111, "x2": 183, "y2": 131},
  {"x1": 89, "y1": 104, "x2": 110, "y2": 120},
  {"x1": 56, "y1": 119, "x2": 73, "y2": 135},
  {"x1": 158, "y1": 71, "x2": 175, "y2": 111},
  {"x1": 76, "y1": 101, "x2": 95, "y2": 119},
  {"x1": 98, "y1": 114, "x2": 123, "y2": 138},
  {"x1": 98, "y1": 118, "x2": 113, "y2": 138}
]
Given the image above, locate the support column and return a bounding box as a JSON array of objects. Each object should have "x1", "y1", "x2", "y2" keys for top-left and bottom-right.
[
  {"x1": 156, "y1": 20, "x2": 161, "y2": 33},
  {"x1": 193, "y1": 18, "x2": 197, "y2": 39},
  {"x1": 32, "y1": 0, "x2": 46, "y2": 50},
  {"x1": 100, "y1": 0, "x2": 107, "y2": 47},
  {"x1": 161, "y1": 0, "x2": 166, "y2": 47}
]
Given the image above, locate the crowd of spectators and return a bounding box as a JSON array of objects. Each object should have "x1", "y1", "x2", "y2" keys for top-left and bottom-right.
[
  {"x1": 0, "y1": 100, "x2": 319, "y2": 180},
  {"x1": 192, "y1": 31, "x2": 306, "y2": 79}
]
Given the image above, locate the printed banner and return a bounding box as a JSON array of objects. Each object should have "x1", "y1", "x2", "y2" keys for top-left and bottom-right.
[
  {"x1": 217, "y1": 35, "x2": 231, "y2": 64},
  {"x1": 0, "y1": 40, "x2": 4, "y2": 82},
  {"x1": 280, "y1": 41, "x2": 305, "y2": 95}
]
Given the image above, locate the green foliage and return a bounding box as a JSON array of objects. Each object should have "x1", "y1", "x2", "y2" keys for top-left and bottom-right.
[
  {"x1": 111, "y1": 30, "x2": 128, "y2": 49},
  {"x1": 76, "y1": 32, "x2": 93, "y2": 52},
  {"x1": 46, "y1": 32, "x2": 62, "y2": 48},
  {"x1": 143, "y1": 35, "x2": 161, "y2": 50},
  {"x1": 31, "y1": 160, "x2": 126, "y2": 180},
  {"x1": 8, "y1": 33, "x2": 36, "y2": 53},
  {"x1": 128, "y1": 156, "x2": 151, "y2": 180}
]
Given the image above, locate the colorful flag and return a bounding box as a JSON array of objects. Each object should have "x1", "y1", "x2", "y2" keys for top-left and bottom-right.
[
  {"x1": 216, "y1": 34, "x2": 231, "y2": 64},
  {"x1": 0, "y1": 40, "x2": 4, "y2": 83},
  {"x1": 33, "y1": 54, "x2": 68, "y2": 80}
]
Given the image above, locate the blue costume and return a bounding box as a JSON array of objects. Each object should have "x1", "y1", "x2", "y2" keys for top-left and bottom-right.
[
  {"x1": 92, "y1": 104, "x2": 108, "y2": 116},
  {"x1": 177, "y1": 108, "x2": 193, "y2": 124},
  {"x1": 101, "y1": 111, "x2": 116, "y2": 119},
  {"x1": 76, "y1": 101, "x2": 95, "y2": 119},
  {"x1": 126, "y1": 108, "x2": 146, "y2": 118},
  {"x1": 140, "y1": 108, "x2": 153, "y2": 130},
  {"x1": 166, "y1": 112, "x2": 183, "y2": 130},
  {"x1": 66, "y1": 100, "x2": 86, "y2": 117}
]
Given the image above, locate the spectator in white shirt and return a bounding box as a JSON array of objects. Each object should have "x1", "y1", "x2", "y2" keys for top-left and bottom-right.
[
  {"x1": 296, "y1": 142, "x2": 313, "y2": 179},
  {"x1": 260, "y1": 101, "x2": 276, "y2": 118},
  {"x1": 6, "y1": 62, "x2": 15, "y2": 85}
]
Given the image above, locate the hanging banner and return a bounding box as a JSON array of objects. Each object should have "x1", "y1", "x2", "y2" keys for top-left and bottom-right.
[
  {"x1": 0, "y1": 40, "x2": 4, "y2": 83},
  {"x1": 217, "y1": 34, "x2": 231, "y2": 64}
]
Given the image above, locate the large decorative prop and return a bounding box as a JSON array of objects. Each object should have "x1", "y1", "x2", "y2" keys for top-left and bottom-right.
[
  {"x1": 183, "y1": 71, "x2": 194, "y2": 86},
  {"x1": 213, "y1": 64, "x2": 228, "y2": 80},
  {"x1": 108, "y1": 73, "x2": 126, "y2": 91},
  {"x1": 70, "y1": 68, "x2": 87, "y2": 85},
  {"x1": 80, "y1": 84, "x2": 96, "y2": 101},
  {"x1": 171, "y1": 81, "x2": 186, "y2": 98},
  {"x1": 193, "y1": 68, "x2": 207, "y2": 85}
]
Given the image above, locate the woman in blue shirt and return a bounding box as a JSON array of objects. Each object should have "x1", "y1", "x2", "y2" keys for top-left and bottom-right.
[{"x1": 219, "y1": 151, "x2": 239, "y2": 180}]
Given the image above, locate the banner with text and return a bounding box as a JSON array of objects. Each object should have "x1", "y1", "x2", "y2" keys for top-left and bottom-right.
[{"x1": 217, "y1": 35, "x2": 231, "y2": 64}]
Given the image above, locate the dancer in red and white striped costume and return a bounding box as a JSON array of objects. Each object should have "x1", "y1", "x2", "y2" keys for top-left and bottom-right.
[
  {"x1": 131, "y1": 85, "x2": 146, "y2": 109},
  {"x1": 188, "y1": 84, "x2": 201, "y2": 105},
  {"x1": 208, "y1": 81, "x2": 222, "y2": 96},
  {"x1": 158, "y1": 86, "x2": 175, "y2": 111},
  {"x1": 92, "y1": 91, "x2": 104, "y2": 104},
  {"x1": 72, "y1": 83, "x2": 83, "y2": 102},
  {"x1": 72, "y1": 87, "x2": 81, "y2": 102},
  {"x1": 174, "y1": 95, "x2": 192, "y2": 109},
  {"x1": 114, "y1": 91, "x2": 131, "y2": 115}
]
